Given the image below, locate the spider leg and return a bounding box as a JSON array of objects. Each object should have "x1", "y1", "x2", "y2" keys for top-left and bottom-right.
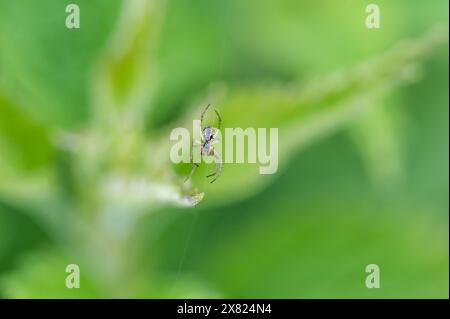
[
  {"x1": 200, "y1": 104, "x2": 211, "y2": 128},
  {"x1": 206, "y1": 149, "x2": 223, "y2": 184},
  {"x1": 184, "y1": 162, "x2": 199, "y2": 183},
  {"x1": 214, "y1": 109, "x2": 222, "y2": 130},
  {"x1": 190, "y1": 140, "x2": 201, "y2": 162},
  {"x1": 184, "y1": 141, "x2": 200, "y2": 183}
]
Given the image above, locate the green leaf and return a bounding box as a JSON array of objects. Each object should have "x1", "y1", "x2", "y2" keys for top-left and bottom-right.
[
  {"x1": 0, "y1": 249, "x2": 104, "y2": 298},
  {"x1": 91, "y1": 0, "x2": 164, "y2": 129},
  {"x1": 203, "y1": 203, "x2": 449, "y2": 298},
  {"x1": 348, "y1": 100, "x2": 406, "y2": 193},
  {"x1": 0, "y1": 94, "x2": 54, "y2": 212},
  {"x1": 0, "y1": 0, "x2": 122, "y2": 128},
  {"x1": 0, "y1": 94, "x2": 53, "y2": 170},
  {"x1": 171, "y1": 25, "x2": 448, "y2": 204}
]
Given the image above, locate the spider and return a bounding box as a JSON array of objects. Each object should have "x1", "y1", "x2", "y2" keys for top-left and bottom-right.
[{"x1": 185, "y1": 104, "x2": 223, "y2": 184}]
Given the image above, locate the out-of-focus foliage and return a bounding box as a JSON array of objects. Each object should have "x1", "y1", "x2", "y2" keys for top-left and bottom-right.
[{"x1": 0, "y1": 0, "x2": 448, "y2": 298}]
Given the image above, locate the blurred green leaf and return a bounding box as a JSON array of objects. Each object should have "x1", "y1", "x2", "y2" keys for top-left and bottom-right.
[
  {"x1": 349, "y1": 100, "x2": 406, "y2": 193},
  {"x1": 170, "y1": 25, "x2": 448, "y2": 204},
  {"x1": 0, "y1": 95, "x2": 53, "y2": 170},
  {"x1": 0, "y1": 205, "x2": 49, "y2": 278},
  {"x1": 1, "y1": 249, "x2": 104, "y2": 298},
  {"x1": 0, "y1": 0, "x2": 447, "y2": 299},
  {"x1": 203, "y1": 203, "x2": 448, "y2": 298},
  {"x1": 92, "y1": 0, "x2": 163, "y2": 126},
  {"x1": 0, "y1": 0, "x2": 122, "y2": 128}
]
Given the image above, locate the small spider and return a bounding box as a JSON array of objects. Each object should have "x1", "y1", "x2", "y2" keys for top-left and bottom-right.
[{"x1": 185, "y1": 104, "x2": 223, "y2": 184}]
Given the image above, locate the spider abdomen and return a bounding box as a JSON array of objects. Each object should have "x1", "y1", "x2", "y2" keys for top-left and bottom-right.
[{"x1": 203, "y1": 126, "x2": 214, "y2": 141}]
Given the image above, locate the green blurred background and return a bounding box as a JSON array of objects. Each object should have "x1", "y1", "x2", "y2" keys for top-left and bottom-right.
[{"x1": 0, "y1": 0, "x2": 448, "y2": 298}]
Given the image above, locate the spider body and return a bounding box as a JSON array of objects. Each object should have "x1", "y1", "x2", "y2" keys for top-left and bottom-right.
[
  {"x1": 185, "y1": 104, "x2": 223, "y2": 183},
  {"x1": 201, "y1": 126, "x2": 216, "y2": 155}
]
